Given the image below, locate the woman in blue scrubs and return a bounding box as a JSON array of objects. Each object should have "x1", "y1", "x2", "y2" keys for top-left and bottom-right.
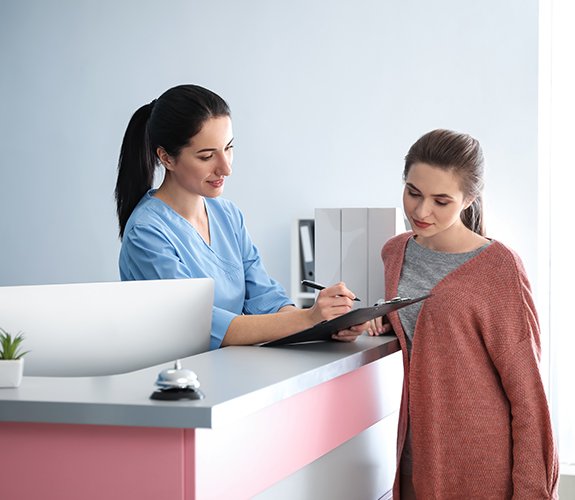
[{"x1": 115, "y1": 84, "x2": 366, "y2": 349}]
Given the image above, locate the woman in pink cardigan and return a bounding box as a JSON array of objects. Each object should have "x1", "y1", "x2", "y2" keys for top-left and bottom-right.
[{"x1": 370, "y1": 129, "x2": 559, "y2": 499}]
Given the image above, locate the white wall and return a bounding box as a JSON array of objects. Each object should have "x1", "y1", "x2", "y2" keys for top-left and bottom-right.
[{"x1": 0, "y1": 0, "x2": 539, "y2": 297}]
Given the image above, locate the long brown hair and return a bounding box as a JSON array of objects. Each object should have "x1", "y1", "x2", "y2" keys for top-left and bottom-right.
[{"x1": 404, "y1": 129, "x2": 485, "y2": 236}]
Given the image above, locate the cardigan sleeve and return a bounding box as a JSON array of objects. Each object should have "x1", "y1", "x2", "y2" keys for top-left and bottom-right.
[
  {"x1": 487, "y1": 261, "x2": 559, "y2": 499},
  {"x1": 493, "y1": 340, "x2": 559, "y2": 497}
]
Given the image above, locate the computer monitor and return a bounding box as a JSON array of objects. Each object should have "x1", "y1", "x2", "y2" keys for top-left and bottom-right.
[{"x1": 0, "y1": 278, "x2": 214, "y2": 377}]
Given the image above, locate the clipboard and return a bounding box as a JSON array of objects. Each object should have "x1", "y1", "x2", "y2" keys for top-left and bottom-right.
[{"x1": 261, "y1": 294, "x2": 431, "y2": 347}]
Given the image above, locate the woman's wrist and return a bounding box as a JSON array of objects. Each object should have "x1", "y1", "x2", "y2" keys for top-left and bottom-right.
[{"x1": 306, "y1": 303, "x2": 324, "y2": 327}]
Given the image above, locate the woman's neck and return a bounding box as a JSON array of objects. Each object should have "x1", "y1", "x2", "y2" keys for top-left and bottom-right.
[
  {"x1": 414, "y1": 224, "x2": 488, "y2": 253},
  {"x1": 154, "y1": 182, "x2": 210, "y2": 243}
]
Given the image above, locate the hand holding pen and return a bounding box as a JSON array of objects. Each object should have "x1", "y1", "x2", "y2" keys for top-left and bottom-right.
[
  {"x1": 301, "y1": 280, "x2": 361, "y2": 302},
  {"x1": 302, "y1": 280, "x2": 367, "y2": 342}
]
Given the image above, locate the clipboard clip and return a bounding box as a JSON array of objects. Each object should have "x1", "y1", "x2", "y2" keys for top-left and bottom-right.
[{"x1": 374, "y1": 296, "x2": 412, "y2": 306}]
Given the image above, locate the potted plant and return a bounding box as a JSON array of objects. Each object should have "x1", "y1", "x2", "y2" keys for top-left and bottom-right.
[{"x1": 0, "y1": 327, "x2": 29, "y2": 388}]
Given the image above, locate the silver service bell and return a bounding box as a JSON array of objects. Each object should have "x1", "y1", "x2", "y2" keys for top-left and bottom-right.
[
  {"x1": 155, "y1": 360, "x2": 200, "y2": 390},
  {"x1": 150, "y1": 360, "x2": 205, "y2": 400}
]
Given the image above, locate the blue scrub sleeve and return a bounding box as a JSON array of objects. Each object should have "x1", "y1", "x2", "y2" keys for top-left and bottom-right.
[
  {"x1": 121, "y1": 224, "x2": 237, "y2": 349},
  {"x1": 243, "y1": 259, "x2": 293, "y2": 314},
  {"x1": 233, "y1": 213, "x2": 293, "y2": 315},
  {"x1": 211, "y1": 306, "x2": 236, "y2": 350}
]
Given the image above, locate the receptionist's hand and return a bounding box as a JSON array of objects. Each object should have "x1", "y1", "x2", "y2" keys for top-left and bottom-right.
[
  {"x1": 367, "y1": 315, "x2": 393, "y2": 336},
  {"x1": 308, "y1": 282, "x2": 355, "y2": 324},
  {"x1": 332, "y1": 321, "x2": 369, "y2": 342}
]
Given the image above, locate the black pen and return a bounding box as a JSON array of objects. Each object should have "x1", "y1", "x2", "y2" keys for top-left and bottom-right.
[{"x1": 301, "y1": 280, "x2": 361, "y2": 302}]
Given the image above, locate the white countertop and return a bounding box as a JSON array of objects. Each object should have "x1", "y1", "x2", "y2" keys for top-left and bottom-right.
[{"x1": 0, "y1": 335, "x2": 400, "y2": 429}]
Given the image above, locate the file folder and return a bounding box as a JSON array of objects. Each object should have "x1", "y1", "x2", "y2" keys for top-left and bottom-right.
[
  {"x1": 299, "y1": 219, "x2": 315, "y2": 282},
  {"x1": 261, "y1": 294, "x2": 430, "y2": 347}
]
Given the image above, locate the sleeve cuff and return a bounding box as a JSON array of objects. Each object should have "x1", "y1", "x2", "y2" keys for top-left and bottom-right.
[{"x1": 210, "y1": 306, "x2": 238, "y2": 350}]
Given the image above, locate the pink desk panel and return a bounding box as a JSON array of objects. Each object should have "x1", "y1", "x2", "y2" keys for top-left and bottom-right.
[{"x1": 0, "y1": 354, "x2": 400, "y2": 500}]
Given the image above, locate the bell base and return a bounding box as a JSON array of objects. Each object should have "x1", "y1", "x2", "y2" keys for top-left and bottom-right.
[{"x1": 150, "y1": 388, "x2": 205, "y2": 401}]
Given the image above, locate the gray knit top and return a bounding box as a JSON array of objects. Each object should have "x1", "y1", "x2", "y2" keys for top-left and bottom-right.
[{"x1": 398, "y1": 237, "x2": 491, "y2": 354}]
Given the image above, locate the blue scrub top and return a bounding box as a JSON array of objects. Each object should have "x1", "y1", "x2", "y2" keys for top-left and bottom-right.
[{"x1": 119, "y1": 190, "x2": 293, "y2": 349}]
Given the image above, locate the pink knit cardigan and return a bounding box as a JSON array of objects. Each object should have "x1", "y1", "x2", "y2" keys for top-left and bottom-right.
[{"x1": 382, "y1": 232, "x2": 559, "y2": 499}]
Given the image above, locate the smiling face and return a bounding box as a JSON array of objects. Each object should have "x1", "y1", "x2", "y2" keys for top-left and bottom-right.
[
  {"x1": 158, "y1": 115, "x2": 234, "y2": 200},
  {"x1": 403, "y1": 162, "x2": 474, "y2": 249}
]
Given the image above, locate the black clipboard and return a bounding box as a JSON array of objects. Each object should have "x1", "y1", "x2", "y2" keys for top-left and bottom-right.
[{"x1": 261, "y1": 294, "x2": 431, "y2": 347}]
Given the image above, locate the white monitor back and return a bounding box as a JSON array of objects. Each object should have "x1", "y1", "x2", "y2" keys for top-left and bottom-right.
[{"x1": 0, "y1": 278, "x2": 214, "y2": 377}]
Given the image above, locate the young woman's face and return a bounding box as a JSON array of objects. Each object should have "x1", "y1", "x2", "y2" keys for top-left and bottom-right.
[
  {"x1": 161, "y1": 115, "x2": 234, "y2": 198},
  {"x1": 403, "y1": 162, "x2": 472, "y2": 242}
]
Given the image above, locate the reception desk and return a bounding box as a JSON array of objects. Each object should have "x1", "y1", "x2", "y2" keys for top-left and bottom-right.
[{"x1": 0, "y1": 335, "x2": 403, "y2": 500}]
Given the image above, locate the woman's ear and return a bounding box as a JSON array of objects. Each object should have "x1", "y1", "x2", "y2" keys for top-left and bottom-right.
[
  {"x1": 157, "y1": 147, "x2": 175, "y2": 171},
  {"x1": 463, "y1": 195, "x2": 476, "y2": 211}
]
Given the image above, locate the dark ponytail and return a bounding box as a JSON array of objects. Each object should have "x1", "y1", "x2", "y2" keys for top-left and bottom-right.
[
  {"x1": 404, "y1": 129, "x2": 486, "y2": 236},
  {"x1": 115, "y1": 101, "x2": 156, "y2": 238},
  {"x1": 114, "y1": 85, "x2": 230, "y2": 238}
]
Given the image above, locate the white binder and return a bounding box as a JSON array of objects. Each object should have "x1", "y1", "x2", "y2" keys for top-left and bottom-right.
[{"x1": 314, "y1": 208, "x2": 405, "y2": 307}]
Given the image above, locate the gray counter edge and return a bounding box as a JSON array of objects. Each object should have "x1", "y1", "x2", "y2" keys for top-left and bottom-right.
[{"x1": 0, "y1": 335, "x2": 400, "y2": 429}]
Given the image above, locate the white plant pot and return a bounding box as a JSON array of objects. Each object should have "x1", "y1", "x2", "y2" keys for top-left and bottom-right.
[{"x1": 0, "y1": 358, "x2": 24, "y2": 388}]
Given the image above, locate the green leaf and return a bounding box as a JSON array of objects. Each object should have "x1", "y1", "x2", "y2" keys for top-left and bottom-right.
[{"x1": 0, "y1": 328, "x2": 29, "y2": 360}]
